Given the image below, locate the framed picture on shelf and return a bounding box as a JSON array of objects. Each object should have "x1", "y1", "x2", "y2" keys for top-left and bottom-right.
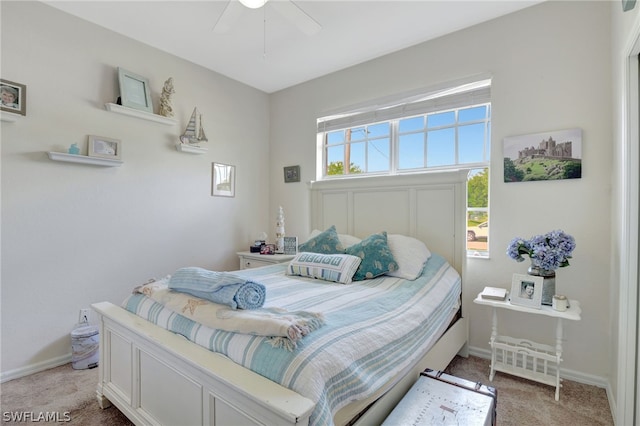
[
  {"x1": 211, "y1": 162, "x2": 235, "y2": 197},
  {"x1": 117, "y1": 67, "x2": 153, "y2": 113},
  {"x1": 1, "y1": 79, "x2": 26, "y2": 116},
  {"x1": 510, "y1": 273, "x2": 543, "y2": 309},
  {"x1": 88, "y1": 135, "x2": 122, "y2": 160},
  {"x1": 283, "y1": 165, "x2": 300, "y2": 183}
]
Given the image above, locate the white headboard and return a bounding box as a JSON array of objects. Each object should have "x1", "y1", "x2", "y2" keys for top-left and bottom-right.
[{"x1": 309, "y1": 170, "x2": 469, "y2": 275}]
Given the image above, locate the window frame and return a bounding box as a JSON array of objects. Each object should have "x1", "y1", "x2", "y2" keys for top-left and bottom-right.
[{"x1": 317, "y1": 79, "x2": 491, "y2": 180}]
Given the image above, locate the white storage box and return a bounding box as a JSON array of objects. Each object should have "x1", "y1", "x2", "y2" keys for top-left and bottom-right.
[
  {"x1": 382, "y1": 368, "x2": 497, "y2": 426},
  {"x1": 71, "y1": 325, "x2": 99, "y2": 370}
]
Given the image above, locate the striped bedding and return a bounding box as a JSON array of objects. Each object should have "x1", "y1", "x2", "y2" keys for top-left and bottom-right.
[{"x1": 122, "y1": 253, "x2": 461, "y2": 426}]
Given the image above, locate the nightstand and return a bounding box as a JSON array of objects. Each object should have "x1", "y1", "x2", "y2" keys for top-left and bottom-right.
[
  {"x1": 236, "y1": 251, "x2": 295, "y2": 270},
  {"x1": 474, "y1": 293, "x2": 581, "y2": 401}
]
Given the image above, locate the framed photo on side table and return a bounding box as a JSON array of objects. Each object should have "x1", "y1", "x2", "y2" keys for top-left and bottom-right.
[
  {"x1": 510, "y1": 273, "x2": 543, "y2": 309},
  {"x1": 283, "y1": 236, "x2": 298, "y2": 255}
]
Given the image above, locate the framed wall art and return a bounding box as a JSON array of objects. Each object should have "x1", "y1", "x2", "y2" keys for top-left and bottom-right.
[
  {"x1": 1, "y1": 79, "x2": 26, "y2": 116},
  {"x1": 283, "y1": 165, "x2": 300, "y2": 183},
  {"x1": 503, "y1": 128, "x2": 582, "y2": 183},
  {"x1": 510, "y1": 273, "x2": 543, "y2": 309},
  {"x1": 118, "y1": 67, "x2": 153, "y2": 113},
  {"x1": 212, "y1": 162, "x2": 235, "y2": 197},
  {"x1": 88, "y1": 135, "x2": 122, "y2": 160}
]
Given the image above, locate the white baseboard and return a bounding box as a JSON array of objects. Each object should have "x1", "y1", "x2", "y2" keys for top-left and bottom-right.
[{"x1": 0, "y1": 353, "x2": 71, "y2": 384}]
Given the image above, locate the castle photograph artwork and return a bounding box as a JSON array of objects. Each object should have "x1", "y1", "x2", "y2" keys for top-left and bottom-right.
[{"x1": 503, "y1": 128, "x2": 582, "y2": 182}]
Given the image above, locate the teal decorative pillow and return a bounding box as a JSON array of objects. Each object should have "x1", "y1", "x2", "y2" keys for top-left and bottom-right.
[
  {"x1": 345, "y1": 231, "x2": 399, "y2": 281},
  {"x1": 286, "y1": 252, "x2": 362, "y2": 284},
  {"x1": 298, "y1": 225, "x2": 345, "y2": 254}
]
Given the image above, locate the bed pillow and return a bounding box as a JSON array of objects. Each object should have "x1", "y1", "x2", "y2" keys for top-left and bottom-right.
[
  {"x1": 304, "y1": 229, "x2": 362, "y2": 249},
  {"x1": 298, "y1": 225, "x2": 345, "y2": 254},
  {"x1": 345, "y1": 231, "x2": 399, "y2": 281},
  {"x1": 286, "y1": 252, "x2": 362, "y2": 284},
  {"x1": 338, "y1": 233, "x2": 362, "y2": 249},
  {"x1": 385, "y1": 234, "x2": 432, "y2": 280}
]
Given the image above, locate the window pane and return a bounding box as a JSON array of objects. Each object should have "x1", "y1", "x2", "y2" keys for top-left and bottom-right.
[
  {"x1": 326, "y1": 145, "x2": 344, "y2": 175},
  {"x1": 368, "y1": 139, "x2": 390, "y2": 172},
  {"x1": 327, "y1": 130, "x2": 344, "y2": 145},
  {"x1": 459, "y1": 123, "x2": 486, "y2": 164},
  {"x1": 349, "y1": 127, "x2": 367, "y2": 141},
  {"x1": 399, "y1": 116, "x2": 424, "y2": 133},
  {"x1": 350, "y1": 142, "x2": 366, "y2": 173},
  {"x1": 459, "y1": 106, "x2": 487, "y2": 123},
  {"x1": 427, "y1": 128, "x2": 455, "y2": 166},
  {"x1": 427, "y1": 111, "x2": 455, "y2": 128},
  {"x1": 467, "y1": 168, "x2": 489, "y2": 256},
  {"x1": 398, "y1": 133, "x2": 425, "y2": 169},
  {"x1": 368, "y1": 122, "x2": 390, "y2": 138}
]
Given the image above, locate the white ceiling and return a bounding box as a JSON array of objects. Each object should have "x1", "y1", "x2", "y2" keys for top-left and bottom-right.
[{"x1": 45, "y1": 0, "x2": 543, "y2": 93}]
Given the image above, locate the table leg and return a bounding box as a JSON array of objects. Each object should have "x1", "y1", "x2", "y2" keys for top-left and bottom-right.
[
  {"x1": 489, "y1": 307, "x2": 498, "y2": 381},
  {"x1": 554, "y1": 318, "x2": 564, "y2": 401}
]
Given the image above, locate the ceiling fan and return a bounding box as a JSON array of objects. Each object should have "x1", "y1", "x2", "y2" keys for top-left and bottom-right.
[{"x1": 213, "y1": 0, "x2": 322, "y2": 36}]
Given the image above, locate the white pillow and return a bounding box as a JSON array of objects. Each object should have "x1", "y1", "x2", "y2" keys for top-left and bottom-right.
[
  {"x1": 286, "y1": 252, "x2": 362, "y2": 284},
  {"x1": 305, "y1": 229, "x2": 362, "y2": 249},
  {"x1": 385, "y1": 234, "x2": 432, "y2": 280}
]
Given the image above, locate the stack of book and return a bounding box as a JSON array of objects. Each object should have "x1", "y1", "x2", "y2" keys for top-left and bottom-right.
[{"x1": 480, "y1": 286, "x2": 507, "y2": 301}]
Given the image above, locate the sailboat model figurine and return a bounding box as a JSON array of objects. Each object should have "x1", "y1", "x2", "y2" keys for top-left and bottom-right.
[{"x1": 180, "y1": 107, "x2": 208, "y2": 147}]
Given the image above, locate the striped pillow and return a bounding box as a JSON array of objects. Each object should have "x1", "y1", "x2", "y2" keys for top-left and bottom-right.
[{"x1": 286, "y1": 252, "x2": 362, "y2": 284}]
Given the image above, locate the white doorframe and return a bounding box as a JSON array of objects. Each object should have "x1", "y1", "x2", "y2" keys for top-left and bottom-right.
[{"x1": 617, "y1": 14, "x2": 640, "y2": 426}]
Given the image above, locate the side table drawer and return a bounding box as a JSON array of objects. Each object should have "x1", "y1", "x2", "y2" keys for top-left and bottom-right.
[{"x1": 241, "y1": 258, "x2": 273, "y2": 269}]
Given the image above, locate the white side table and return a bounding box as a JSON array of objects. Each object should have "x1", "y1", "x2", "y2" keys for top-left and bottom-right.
[
  {"x1": 237, "y1": 251, "x2": 295, "y2": 270},
  {"x1": 473, "y1": 293, "x2": 581, "y2": 400}
]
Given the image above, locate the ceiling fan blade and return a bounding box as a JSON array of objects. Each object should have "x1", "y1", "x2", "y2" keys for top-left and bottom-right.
[
  {"x1": 213, "y1": 0, "x2": 245, "y2": 34},
  {"x1": 270, "y1": 1, "x2": 322, "y2": 36}
]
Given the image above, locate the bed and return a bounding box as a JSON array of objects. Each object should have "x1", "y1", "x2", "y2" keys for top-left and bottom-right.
[{"x1": 93, "y1": 170, "x2": 470, "y2": 426}]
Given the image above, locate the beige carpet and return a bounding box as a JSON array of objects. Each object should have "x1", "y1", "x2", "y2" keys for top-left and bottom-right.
[{"x1": 0, "y1": 355, "x2": 612, "y2": 425}]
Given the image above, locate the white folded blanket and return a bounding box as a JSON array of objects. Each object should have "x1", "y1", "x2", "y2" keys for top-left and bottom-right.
[{"x1": 134, "y1": 278, "x2": 325, "y2": 350}]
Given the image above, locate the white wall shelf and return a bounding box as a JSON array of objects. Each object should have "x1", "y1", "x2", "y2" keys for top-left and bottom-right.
[
  {"x1": 105, "y1": 103, "x2": 177, "y2": 126},
  {"x1": 47, "y1": 152, "x2": 123, "y2": 167},
  {"x1": 175, "y1": 142, "x2": 208, "y2": 154},
  {"x1": 1, "y1": 112, "x2": 22, "y2": 122}
]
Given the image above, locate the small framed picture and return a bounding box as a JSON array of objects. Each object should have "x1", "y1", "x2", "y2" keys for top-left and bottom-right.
[
  {"x1": 118, "y1": 67, "x2": 153, "y2": 113},
  {"x1": 88, "y1": 135, "x2": 122, "y2": 160},
  {"x1": 261, "y1": 244, "x2": 275, "y2": 255},
  {"x1": 1, "y1": 79, "x2": 26, "y2": 116},
  {"x1": 283, "y1": 236, "x2": 298, "y2": 255},
  {"x1": 283, "y1": 165, "x2": 300, "y2": 183},
  {"x1": 212, "y1": 162, "x2": 235, "y2": 197},
  {"x1": 510, "y1": 273, "x2": 543, "y2": 309}
]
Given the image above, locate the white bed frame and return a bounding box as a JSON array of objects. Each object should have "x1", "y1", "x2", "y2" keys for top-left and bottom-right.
[{"x1": 93, "y1": 170, "x2": 470, "y2": 426}]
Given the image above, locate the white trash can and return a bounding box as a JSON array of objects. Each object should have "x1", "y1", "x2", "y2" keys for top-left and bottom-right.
[{"x1": 71, "y1": 325, "x2": 99, "y2": 370}]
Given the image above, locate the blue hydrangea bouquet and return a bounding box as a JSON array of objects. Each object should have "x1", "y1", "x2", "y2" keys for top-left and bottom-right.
[{"x1": 507, "y1": 229, "x2": 576, "y2": 271}]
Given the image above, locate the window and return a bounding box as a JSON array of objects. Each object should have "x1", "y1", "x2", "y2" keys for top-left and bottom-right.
[
  {"x1": 467, "y1": 168, "x2": 489, "y2": 257},
  {"x1": 317, "y1": 79, "x2": 491, "y2": 178},
  {"x1": 317, "y1": 79, "x2": 491, "y2": 256}
]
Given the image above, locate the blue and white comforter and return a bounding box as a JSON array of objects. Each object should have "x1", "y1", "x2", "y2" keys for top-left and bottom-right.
[{"x1": 123, "y1": 254, "x2": 461, "y2": 426}]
